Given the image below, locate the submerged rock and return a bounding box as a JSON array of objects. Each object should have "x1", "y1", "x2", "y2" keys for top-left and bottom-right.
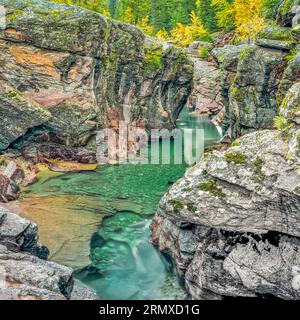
[{"x1": 0, "y1": 205, "x2": 97, "y2": 300}]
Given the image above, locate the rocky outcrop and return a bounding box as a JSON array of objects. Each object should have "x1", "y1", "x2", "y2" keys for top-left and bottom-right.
[
  {"x1": 152, "y1": 17, "x2": 300, "y2": 297},
  {"x1": 151, "y1": 129, "x2": 300, "y2": 299},
  {"x1": 212, "y1": 44, "x2": 287, "y2": 140},
  {"x1": 278, "y1": 52, "x2": 300, "y2": 105},
  {"x1": 0, "y1": 205, "x2": 96, "y2": 300},
  {"x1": 184, "y1": 43, "x2": 223, "y2": 116},
  {"x1": 0, "y1": 0, "x2": 192, "y2": 161}
]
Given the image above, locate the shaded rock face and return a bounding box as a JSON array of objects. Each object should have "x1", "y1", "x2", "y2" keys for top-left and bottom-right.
[
  {"x1": 151, "y1": 130, "x2": 300, "y2": 299},
  {"x1": 277, "y1": 0, "x2": 300, "y2": 27},
  {"x1": 212, "y1": 45, "x2": 285, "y2": 140},
  {"x1": 0, "y1": 0, "x2": 192, "y2": 159},
  {"x1": 0, "y1": 205, "x2": 96, "y2": 300}
]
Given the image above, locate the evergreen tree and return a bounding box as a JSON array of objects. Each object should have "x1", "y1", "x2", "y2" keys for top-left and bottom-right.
[{"x1": 197, "y1": 0, "x2": 218, "y2": 32}]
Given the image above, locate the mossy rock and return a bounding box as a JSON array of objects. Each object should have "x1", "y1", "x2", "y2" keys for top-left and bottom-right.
[
  {"x1": 168, "y1": 199, "x2": 184, "y2": 212},
  {"x1": 277, "y1": 0, "x2": 297, "y2": 26},
  {"x1": 143, "y1": 43, "x2": 163, "y2": 75},
  {"x1": 292, "y1": 25, "x2": 300, "y2": 41},
  {"x1": 0, "y1": 84, "x2": 51, "y2": 150},
  {"x1": 186, "y1": 203, "x2": 197, "y2": 212},
  {"x1": 253, "y1": 156, "x2": 265, "y2": 182},
  {"x1": 224, "y1": 151, "x2": 247, "y2": 164},
  {"x1": 197, "y1": 179, "x2": 226, "y2": 198},
  {"x1": 259, "y1": 24, "x2": 293, "y2": 41}
]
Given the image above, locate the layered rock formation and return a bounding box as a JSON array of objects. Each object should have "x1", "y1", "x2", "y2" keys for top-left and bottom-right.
[
  {"x1": 151, "y1": 129, "x2": 300, "y2": 299},
  {"x1": 0, "y1": 0, "x2": 192, "y2": 162},
  {"x1": 1, "y1": 0, "x2": 300, "y2": 301},
  {"x1": 151, "y1": 2, "x2": 300, "y2": 300},
  {"x1": 212, "y1": 44, "x2": 286, "y2": 139}
]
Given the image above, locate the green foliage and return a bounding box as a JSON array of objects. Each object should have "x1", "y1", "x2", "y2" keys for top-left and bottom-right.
[
  {"x1": 253, "y1": 156, "x2": 265, "y2": 181},
  {"x1": 224, "y1": 151, "x2": 247, "y2": 164},
  {"x1": 296, "y1": 132, "x2": 300, "y2": 157},
  {"x1": 285, "y1": 48, "x2": 298, "y2": 62},
  {"x1": 51, "y1": 0, "x2": 111, "y2": 16},
  {"x1": 168, "y1": 199, "x2": 184, "y2": 212},
  {"x1": 279, "y1": 0, "x2": 295, "y2": 16},
  {"x1": 197, "y1": 179, "x2": 226, "y2": 198},
  {"x1": 50, "y1": 1, "x2": 286, "y2": 45},
  {"x1": 144, "y1": 45, "x2": 163, "y2": 73},
  {"x1": 274, "y1": 115, "x2": 293, "y2": 137},
  {"x1": 259, "y1": 23, "x2": 292, "y2": 41},
  {"x1": 199, "y1": 46, "x2": 210, "y2": 58},
  {"x1": 182, "y1": 187, "x2": 193, "y2": 192},
  {"x1": 211, "y1": 0, "x2": 235, "y2": 31},
  {"x1": 262, "y1": 0, "x2": 282, "y2": 18},
  {"x1": 187, "y1": 203, "x2": 198, "y2": 212},
  {"x1": 197, "y1": 0, "x2": 219, "y2": 32},
  {"x1": 231, "y1": 139, "x2": 240, "y2": 147}
]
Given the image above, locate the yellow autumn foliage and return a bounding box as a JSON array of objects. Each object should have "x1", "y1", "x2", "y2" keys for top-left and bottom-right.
[
  {"x1": 156, "y1": 11, "x2": 207, "y2": 47},
  {"x1": 137, "y1": 16, "x2": 154, "y2": 35},
  {"x1": 156, "y1": 29, "x2": 169, "y2": 41},
  {"x1": 52, "y1": 0, "x2": 111, "y2": 17},
  {"x1": 123, "y1": 7, "x2": 135, "y2": 24},
  {"x1": 234, "y1": 0, "x2": 266, "y2": 41},
  {"x1": 212, "y1": 0, "x2": 266, "y2": 41},
  {"x1": 211, "y1": 0, "x2": 235, "y2": 30}
]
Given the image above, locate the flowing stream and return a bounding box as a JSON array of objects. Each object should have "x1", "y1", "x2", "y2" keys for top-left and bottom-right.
[{"x1": 7, "y1": 109, "x2": 221, "y2": 300}]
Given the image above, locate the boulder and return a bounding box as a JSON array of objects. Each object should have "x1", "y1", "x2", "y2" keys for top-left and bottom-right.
[
  {"x1": 184, "y1": 227, "x2": 300, "y2": 300},
  {"x1": 155, "y1": 130, "x2": 300, "y2": 237},
  {"x1": 0, "y1": 156, "x2": 38, "y2": 202},
  {"x1": 278, "y1": 52, "x2": 300, "y2": 103},
  {"x1": 151, "y1": 129, "x2": 300, "y2": 299},
  {"x1": 0, "y1": 244, "x2": 73, "y2": 300},
  {"x1": 280, "y1": 82, "x2": 300, "y2": 124},
  {"x1": 0, "y1": 80, "x2": 51, "y2": 151},
  {"x1": 256, "y1": 38, "x2": 296, "y2": 50},
  {"x1": 0, "y1": 205, "x2": 48, "y2": 258},
  {"x1": 292, "y1": 24, "x2": 300, "y2": 40}
]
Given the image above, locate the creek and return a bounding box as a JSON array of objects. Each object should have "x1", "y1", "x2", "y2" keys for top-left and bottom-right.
[{"x1": 8, "y1": 109, "x2": 221, "y2": 300}]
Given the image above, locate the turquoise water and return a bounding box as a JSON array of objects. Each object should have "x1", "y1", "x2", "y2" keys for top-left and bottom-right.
[{"x1": 15, "y1": 110, "x2": 221, "y2": 300}]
